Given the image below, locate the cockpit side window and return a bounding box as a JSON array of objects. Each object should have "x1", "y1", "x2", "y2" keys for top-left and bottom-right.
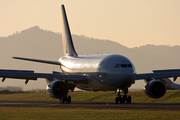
[
  {"x1": 114, "y1": 64, "x2": 132, "y2": 68},
  {"x1": 114, "y1": 64, "x2": 121, "y2": 68},
  {"x1": 127, "y1": 64, "x2": 132, "y2": 67}
]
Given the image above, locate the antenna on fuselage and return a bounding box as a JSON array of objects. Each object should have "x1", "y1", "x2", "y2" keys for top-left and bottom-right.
[{"x1": 60, "y1": 4, "x2": 78, "y2": 57}]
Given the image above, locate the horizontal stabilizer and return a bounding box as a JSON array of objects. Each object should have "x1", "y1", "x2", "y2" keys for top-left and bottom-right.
[{"x1": 13, "y1": 57, "x2": 61, "y2": 65}]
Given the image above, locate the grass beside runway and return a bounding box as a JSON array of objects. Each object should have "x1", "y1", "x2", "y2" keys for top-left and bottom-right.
[
  {"x1": 0, "y1": 90, "x2": 180, "y2": 102},
  {"x1": 0, "y1": 90, "x2": 180, "y2": 120},
  {"x1": 0, "y1": 107, "x2": 180, "y2": 120}
]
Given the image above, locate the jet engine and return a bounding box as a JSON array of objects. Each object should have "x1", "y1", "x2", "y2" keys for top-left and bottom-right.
[
  {"x1": 46, "y1": 79, "x2": 69, "y2": 99},
  {"x1": 144, "y1": 79, "x2": 166, "y2": 98}
]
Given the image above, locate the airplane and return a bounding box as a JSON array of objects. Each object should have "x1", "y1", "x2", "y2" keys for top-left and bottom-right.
[{"x1": 1, "y1": 4, "x2": 180, "y2": 104}]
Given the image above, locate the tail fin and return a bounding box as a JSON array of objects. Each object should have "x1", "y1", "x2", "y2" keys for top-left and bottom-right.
[{"x1": 60, "y1": 5, "x2": 78, "y2": 57}]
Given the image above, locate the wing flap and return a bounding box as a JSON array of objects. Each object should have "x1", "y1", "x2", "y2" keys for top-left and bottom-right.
[{"x1": 0, "y1": 69, "x2": 37, "y2": 80}]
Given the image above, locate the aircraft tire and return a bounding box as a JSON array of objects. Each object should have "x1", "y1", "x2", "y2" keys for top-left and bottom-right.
[
  {"x1": 67, "y1": 96, "x2": 71, "y2": 103},
  {"x1": 122, "y1": 95, "x2": 126, "y2": 103},
  {"x1": 127, "y1": 95, "x2": 131, "y2": 104},
  {"x1": 63, "y1": 96, "x2": 67, "y2": 103},
  {"x1": 119, "y1": 96, "x2": 123, "y2": 103},
  {"x1": 115, "y1": 97, "x2": 119, "y2": 104}
]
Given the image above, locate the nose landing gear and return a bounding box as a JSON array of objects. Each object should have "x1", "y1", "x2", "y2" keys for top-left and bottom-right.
[{"x1": 115, "y1": 88, "x2": 131, "y2": 104}]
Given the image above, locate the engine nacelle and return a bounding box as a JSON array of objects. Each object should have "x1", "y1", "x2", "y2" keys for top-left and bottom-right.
[
  {"x1": 46, "y1": 79, "x2": 69, "y2": 99},
  {"x1": 144, "y1": 79, "x2": 166, "y2": 98}
]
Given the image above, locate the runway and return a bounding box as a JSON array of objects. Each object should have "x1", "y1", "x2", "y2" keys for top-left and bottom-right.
[{"x1": 0, "y1": 100, "x2": 180, "y2": 110}]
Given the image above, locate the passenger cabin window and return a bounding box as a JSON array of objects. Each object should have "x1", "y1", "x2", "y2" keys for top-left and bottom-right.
[{"x1": 114, "y1": 64, "x2": 132, "y2": 68}]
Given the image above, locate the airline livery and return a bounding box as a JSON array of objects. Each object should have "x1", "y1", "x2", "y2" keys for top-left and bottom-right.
[{"x1": 1, "y1": 5, "x2": 180, "y2": 104}]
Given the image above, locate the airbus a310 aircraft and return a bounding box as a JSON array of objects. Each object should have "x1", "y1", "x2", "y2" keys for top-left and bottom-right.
[{"x1": 1, "y1": 5, "x2": 180, "y2": 104}]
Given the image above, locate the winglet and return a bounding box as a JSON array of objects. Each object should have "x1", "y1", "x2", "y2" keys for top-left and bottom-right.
[{"x1": 60, "y1": 4, "x2": 78, "y2": 57}]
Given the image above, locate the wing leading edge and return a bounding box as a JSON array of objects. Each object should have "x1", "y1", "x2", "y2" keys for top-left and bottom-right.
[
  {"x1": 0, "y1": 69, "x2": 90, "y2": 84},
  {"x1": 13, "y1": 57, "x2": 61, "y2": 65},
  {"x1": 135, "y1": 69, "x2": 180, "y2": 80}
]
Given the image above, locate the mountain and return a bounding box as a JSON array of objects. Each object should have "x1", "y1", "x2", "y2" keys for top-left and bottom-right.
[{"x1": 1, "y1": 26, "x2": 180, "y2": 90}]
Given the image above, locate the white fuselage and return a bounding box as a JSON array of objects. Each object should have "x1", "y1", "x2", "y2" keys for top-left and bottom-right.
[{"x1": 59, "y1": 54, "x2": 136, "y2": 91}]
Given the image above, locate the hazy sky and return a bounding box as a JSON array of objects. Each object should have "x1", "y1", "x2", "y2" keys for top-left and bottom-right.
[{"x1": 1, "y1": 0, "x2": 180, "y2": 48}]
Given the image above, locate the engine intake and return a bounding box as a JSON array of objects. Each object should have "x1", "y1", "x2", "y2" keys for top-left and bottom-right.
[
  {"x1": 144, "y1": 79, "x2": 166, "y2": 98},
  {"x1": 46, "y1": 79, "x2": 69, "y2": 99}
]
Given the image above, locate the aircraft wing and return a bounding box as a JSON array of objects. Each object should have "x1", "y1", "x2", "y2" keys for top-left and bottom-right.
[
  {"x1": 135, "y1": 69, "x2": 180, "y2": 81},
  {"x1": 13, "y1": 57, "x2": 61, "y2": 65},
  {"x1": 0, "y1": 69, "x2": 90, "y2": 84}
]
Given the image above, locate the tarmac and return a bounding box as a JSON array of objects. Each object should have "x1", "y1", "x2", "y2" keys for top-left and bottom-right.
[{"x1": 0, "y1": 100, "x2": 180, "y2": 110}]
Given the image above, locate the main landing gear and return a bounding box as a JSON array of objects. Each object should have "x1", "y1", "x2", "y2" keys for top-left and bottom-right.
[
  {"x1": 115, "y1": 88, "x2": 131, "y2": 104},
  {"x1": 59, "y1": 95, "x2": 71, "y2": 104}
]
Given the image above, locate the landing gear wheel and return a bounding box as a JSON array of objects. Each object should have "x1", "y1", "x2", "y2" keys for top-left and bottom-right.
[
  {"x1": 115, "y1": 88, "x2": 132, "y2": 104},
  {"x1": 59, "y1": 98, "x2": 63, "y2": 104},
  {"x1": 119, "y1": 96, "x2": 123, "y2": 104},
  {"x1": 127, "y1": 95, "x2": 131, "y2": 104},
  {"x1": 122, "y1": 95, "x2": 126, "y2": 104},
  {"x1": 115, "y1": 97, "x2": 119, "y2": 104},
  {"x1": 67, "y1": 96, "x2": 71, "y2": 104},
  {"x1": 63, "y1": 97, "x2": 66, "y2": 103},
  {"x1": 59, "y1": 95, "x2": 71, "y2": 104}
]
